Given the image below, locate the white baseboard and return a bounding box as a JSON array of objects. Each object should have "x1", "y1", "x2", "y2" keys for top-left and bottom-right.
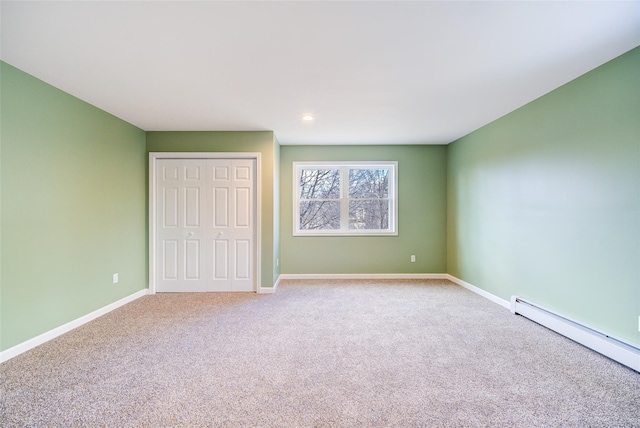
[
  {"x1": 511, "y1": 297, "x2": 640, "y2": 372},
  {"x1": 0, "y1": 289, "x2": 149, "y2": 364},
  {"x1": 270, "y1": 274, "x2": 510, "y2": 312},
  {"x1": 272, "y1": 273, "x2": 448, "y2": 292},
  {"x1": 446, "y1": 274, "x2": 640, "y2": 371},
  {"x1": 446, "y1": 274, "x2": 511, "y2": 309},
  {"x1": 278, "y1": 273, "x2": 450, "y2": 281},
  {"x1": 258, "y1": 280, "x2": 279, "y2": 294}
]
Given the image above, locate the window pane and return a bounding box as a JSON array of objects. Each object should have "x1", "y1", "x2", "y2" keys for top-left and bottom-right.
[
  {"x1": 293, "y1": 161, "x2": 396, "y2": 236},
  {"x1": 348, "y1": 169, "x2": 389, "y2": 198},
  {"x1": 299, "y1": 169, "x2": 340, "y2": 199},
  {"x1": 299, "y1": 201, "x2": 341, "y2": 230},
  {"x1": 349, "y1": 199, "x2": 389, "y2": 230}
]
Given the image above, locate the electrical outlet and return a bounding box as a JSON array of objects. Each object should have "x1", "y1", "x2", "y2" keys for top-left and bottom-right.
[
  {"x1": 113, "y1": 273, "x2": 119, "y2": 284},
  {"x1": 276, "y1": 258, "x2": 279, "y2": 267},
  {"x1": 410, "y1": 255, "x2": 416, "y2": 263}
]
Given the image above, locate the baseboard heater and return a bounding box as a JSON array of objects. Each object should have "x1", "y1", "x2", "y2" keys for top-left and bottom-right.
[{"x1": 510, "y1": 297, "x2": 639, "y2": 372}]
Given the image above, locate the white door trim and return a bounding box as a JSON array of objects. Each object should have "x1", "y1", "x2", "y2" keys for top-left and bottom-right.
[{"x1": 149, "y1": 152, "x2": 262, "y2": 294}]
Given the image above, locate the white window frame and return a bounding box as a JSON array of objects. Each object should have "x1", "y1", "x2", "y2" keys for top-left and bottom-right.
[{"x1": 293, "y1": 161, "x2": 398, "y2": 236}]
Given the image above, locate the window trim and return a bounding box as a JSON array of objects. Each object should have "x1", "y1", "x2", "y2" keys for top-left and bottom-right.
[{"x1": 293, "y1": 161, "x2": 398, "y2": 236}]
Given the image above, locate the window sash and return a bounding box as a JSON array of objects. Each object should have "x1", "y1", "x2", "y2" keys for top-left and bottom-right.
[{"x1": 293, "y1": 161, "x2": 398, "y2": 236}]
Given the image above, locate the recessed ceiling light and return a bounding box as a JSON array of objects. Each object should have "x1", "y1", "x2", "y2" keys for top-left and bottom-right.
[{"x1": 302, "y1": 115, "x2": 313, "y2": 121}]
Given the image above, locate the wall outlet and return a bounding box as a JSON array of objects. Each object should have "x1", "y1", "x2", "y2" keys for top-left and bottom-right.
[
  {"x1": 113, "y1": 273, "x2": 119, "y2": 284},
  {"x1": 410, "y1": 255, "x2": 416, "y2": 263},
  {"x1": 276, "y1": 258, "x2": 279, "y2": 267}
]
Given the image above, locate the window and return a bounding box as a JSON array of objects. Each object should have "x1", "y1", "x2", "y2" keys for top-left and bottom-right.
[{"x1": 293, "y1": 161, "x2": 398, "y2": 236}]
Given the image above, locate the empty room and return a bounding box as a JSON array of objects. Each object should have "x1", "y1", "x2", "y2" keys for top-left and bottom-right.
[{"x1": 1, "y1": 1, "x2": 639, "y2": 427}]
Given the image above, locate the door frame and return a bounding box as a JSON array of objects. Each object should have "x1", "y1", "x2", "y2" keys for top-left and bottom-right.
[{"x1": 149, "y1": 152, "x2": 261, "y2": 294}]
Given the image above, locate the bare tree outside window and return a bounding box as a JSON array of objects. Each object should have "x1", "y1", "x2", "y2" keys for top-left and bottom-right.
[
  {"x1": 294, "y1": 162, "x2": 397, "y2": 236},
  {"x1": 348, "y1": 169, "x2": 389, "y2": 230},
  {"x1": 298, "y1": 169, "x2": 340, "y2": 230}
]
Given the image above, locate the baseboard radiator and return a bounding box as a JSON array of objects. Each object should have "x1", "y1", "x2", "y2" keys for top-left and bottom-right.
[{"x1": 510, "y1": 297, "x2": 639, "y2": 372}]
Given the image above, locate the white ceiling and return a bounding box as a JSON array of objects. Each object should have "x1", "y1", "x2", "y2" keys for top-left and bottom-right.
[{"x1": 1, "y1": 1, "x2": 639, "y2": 145}]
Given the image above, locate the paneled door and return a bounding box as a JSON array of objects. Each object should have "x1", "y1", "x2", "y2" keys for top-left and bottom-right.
[
  {"x1": 155, "y1": 159, "x2": 208, "y2": 292},
  {"x1": 208, "y1": 159, "x2": 255, "y2": 292},
  {"x1": 154, "y1": 157, "x2": 256, "y2": 292}
]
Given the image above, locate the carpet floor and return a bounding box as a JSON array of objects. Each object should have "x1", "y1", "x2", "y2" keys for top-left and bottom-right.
[{"x1": 1, "y1": 279, "x2": 638, "y2": 427}]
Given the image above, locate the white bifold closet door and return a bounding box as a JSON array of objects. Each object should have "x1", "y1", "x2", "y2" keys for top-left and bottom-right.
[
  {"x1": 155, "y1": 158, "x2": 255, "y2": 292},
  {"x1": 208, "y1": 158, "x2": 254, "y2": 292}
]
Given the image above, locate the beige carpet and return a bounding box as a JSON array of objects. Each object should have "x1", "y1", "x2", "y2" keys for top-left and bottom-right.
[{"x1": 1, "y1": 279, "x2": 638, "y2": 427}]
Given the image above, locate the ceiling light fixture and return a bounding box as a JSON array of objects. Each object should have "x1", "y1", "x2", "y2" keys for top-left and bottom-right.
[{"x1": 302, "y1": 115, "x2": 314, "y2": 121}]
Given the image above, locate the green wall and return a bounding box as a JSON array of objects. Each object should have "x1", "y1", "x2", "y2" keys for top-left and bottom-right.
[
  {"x1": 1, "y1": 62, "x2": 147, "y2": 351},
  {"x1": 273, "y1": 137, "x2": 281, "y2": 283},
  {"x1": 146, "y1": 131, "x2": 280, "y2": 290},
  {"x1": 447, "y1": 47, "x2": 640, "y2": 346},
  {"x1": 281, "y1": 145, "x2": 447, "y2": 274}
]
